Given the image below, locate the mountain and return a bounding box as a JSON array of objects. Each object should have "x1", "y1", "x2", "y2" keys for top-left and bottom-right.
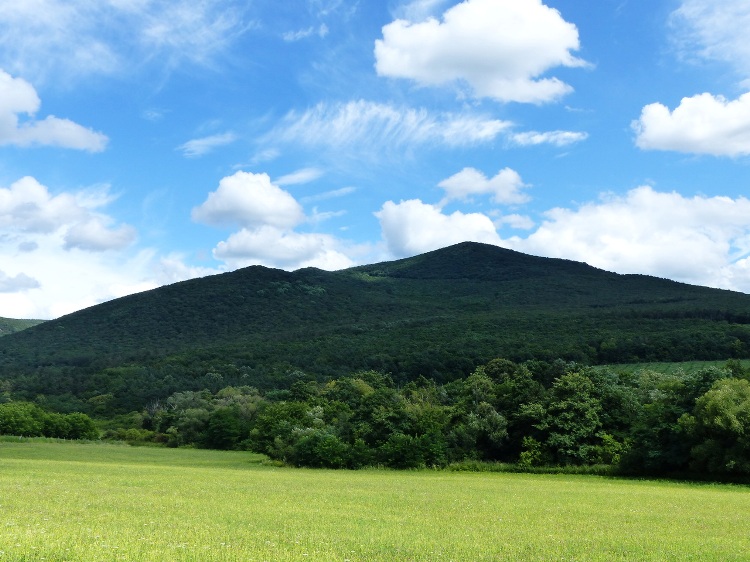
[
  {"x1": 0, "y1": 317, "x2": 45, "y2": 336},
  {"x1": 1, "y1": 242, "x2": 750, "y2": 412}
]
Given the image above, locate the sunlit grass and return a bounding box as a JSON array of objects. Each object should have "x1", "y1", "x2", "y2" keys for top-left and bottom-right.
[{"x1": 1, "y1": 441, "x2": 749, "y2": 560}]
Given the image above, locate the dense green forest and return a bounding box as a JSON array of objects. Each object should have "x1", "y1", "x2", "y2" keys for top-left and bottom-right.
[
  {"x1": 2, "y1": 242, "x2": 750, "y2": 415},
  {"x1": 92, "y1": 357, "x2": 750, "y2": 477},
  {"x1": 2, "y1": 243, "x2": 750, "y2": 476}
]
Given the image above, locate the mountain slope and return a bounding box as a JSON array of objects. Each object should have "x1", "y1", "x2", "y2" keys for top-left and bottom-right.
[
  {"x1": 0, "y1": 317, "x2": 44, "y2": 336},
  {"x1": 1, "y1": 242, "x2": 750, "y2": 410}
]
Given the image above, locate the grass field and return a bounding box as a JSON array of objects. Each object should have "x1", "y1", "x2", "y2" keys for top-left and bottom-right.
[{"x1": 1, "y1": 441, "x2": 749, "y2": 561}]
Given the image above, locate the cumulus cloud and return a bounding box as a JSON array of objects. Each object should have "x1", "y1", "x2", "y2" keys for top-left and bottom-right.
[
  {"x1": 192, "y1": 171, "x2": 305, "y2": 230},
  {"x1": 372, "y1": 185, "x2": 750, "y2": 294},
  {"x1": 0, "y1": 0, "x2": 251, "y2": 81},
  {"x1": 376, "y1": 199, "x2": 503, "y2": 257},
  {"x1": 0, "y1": 176, "x2": 175, "y2": 319},
  {"x1": 63, "y1": 218, "x2": 137, "y2": 252},
  {"x1": 510, "y1": 130, "x2": 588, "y2": 147},
  {"x1": 213, "y1": 226, "x2": 354, "y2": 270},
  {"x1": 0, "y1": 70, "x2": 107, "y2": 151},
  {"x1": 177, "y1": 132, "x2": 237, "y2": 158},
  {"x1": 0, "y1": 270, "x2": 39, "y2": 293},
  {"x1": 438, "y1": 167, "x2": 530, "y2": 206},
  {"x1": 272, "y1": 100, "x2": 511, "y2": 150},
  {"x1": 0, "y1": 177, "x2": 136, "y2": 252},
  {"x1": 494, "y1": 213, "x2": 535, "y2": 230},
  {"x1": 671, "y1": 0, "x2": 750, "y2": 76},
  {"x1": 511, "y1": 186, "x2": 750, "y2": 290},
  {"x1": 375, "y1": 0, "x2": 587, "y2": 104},
  {"x1": 633, "y1": 92, "x2": 750, "y2": 156},
  {"x1": 194, "y1": 171, "x2": 356, "y2": 271}
]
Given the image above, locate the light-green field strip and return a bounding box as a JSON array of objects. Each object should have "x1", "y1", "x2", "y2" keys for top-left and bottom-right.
[{"x1": 0, "y1": 442, "x2": 748, "y2": 561}]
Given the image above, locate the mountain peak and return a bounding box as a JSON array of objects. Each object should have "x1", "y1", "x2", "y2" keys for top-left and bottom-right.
[{"x1": 350, "y1": 242, "x2": 600, "y2": 281}]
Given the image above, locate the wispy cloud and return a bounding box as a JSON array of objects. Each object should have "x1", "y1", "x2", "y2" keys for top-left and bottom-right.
[
  {"x1": 0, "y1": 0, "x2": 254, "y2": 82},
  {"x1": 271, "y1": 100, "x2": 511, "y2": 150},
  {"x1": 275, "y1": 167, "x2": 324, "y2": 186},
  {"x1": 510, "y1": 130, "x2": 588, "y2": 147},
  {"x1": 177, "y1": 132, "x2": 238, "y2": 158},
  {"x1": 300, "y1": 187, "x2": 356, "y2": 204},
  {"x1": 671, "y1": 0, "x2": 750, "y2": 77}
]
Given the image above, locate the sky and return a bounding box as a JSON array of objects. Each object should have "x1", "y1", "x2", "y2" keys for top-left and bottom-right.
[{"x1": 2, "y1": 0, "x2": 750, "y2": 319}]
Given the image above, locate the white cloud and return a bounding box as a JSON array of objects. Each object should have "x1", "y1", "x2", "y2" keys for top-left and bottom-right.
[
  {"x1": 63, "y1": 218, "x2": 137, "y2": 252},
  {"x1": 494, "y1": 213, "x2": 535, "y2": 230},
  {"x1": 196, "y1": 171, "x2": 357, "y2": 271},
  {"x1": 375, "y1": 0, "x2": 587, "y2": 104},
  {"x1": 0, "y1": 176, "x2": 86, "y2": 232},
  {"x1": 0, "y1": 175, "x2": 181, "y2": 319},
  {"x1": 282, "y1": 24, "x2": 329, "y2": 42},
  {"x1": 0, "y1": 177, "x2": 132, "y2": 240},
  {"x1": 154, "y1": 254, "x2": 223, "y2": 286},
  {"x1": 510, "y1": 130, "x2": 588, "y2": 147},
  {"x1": 0, "y1": 70, "x2": 107, "y2": 151},
  {"x1": 633, "y1": 92, "x2": 750, "y2": 156},
  {"x1": 376, "y1": 199, "x2": 503, "y2": 257},
  {"x1": 0, "y1": 0, "x2": 251, "y2": 82},
  {"x1": 192, "y1": 171, "x2": 305, "y2": 230},
  {"x1": 213, "y1": 226, "x2": 354, "y2": 270},
  {"x1": 373, "y1": 185, "x2": 750, "y2": 294},
  {"x1": 300, "y1": 186, "x2": 356, "y2": 204},
  {"x1": 177, "y1": 132, "x2": 237, "y2": 158},
  {"x1": 671, "y1": 0, "x2": 750, "y2": 76},
  {"x1": 0, "y1": 270, "x2": 39, "y2": 293},
  {"x1": 392, "y1": 0, "x2": 450, "y2": 22},
  {"x1": 0, "y1": 176, "x2": 136, "y2": 254},
  {"x1": 273, "y1": 100, "x2": 511, "y2": 149},
  {"x1": 438, "y1": 167, "x2": 530, "y2": 206},
  {"x1": 510, "y1": 186, "x2": 750, "y2": 290},
  {"x1": 275, "y1": 167, "x2": 324, "y2": 186}
]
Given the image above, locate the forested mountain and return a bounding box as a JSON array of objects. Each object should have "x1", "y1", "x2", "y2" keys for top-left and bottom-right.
[
  {"x1": 1, "y1": 242, "x2": 750, "y2": 412},
  {"x1": 0, "y1": 317, "x2": 44, "y2": 336}
]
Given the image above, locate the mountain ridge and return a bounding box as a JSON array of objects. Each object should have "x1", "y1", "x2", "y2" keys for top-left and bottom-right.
[{"x1": 1, "y1": 242, "x2": 750, "y2": 411}]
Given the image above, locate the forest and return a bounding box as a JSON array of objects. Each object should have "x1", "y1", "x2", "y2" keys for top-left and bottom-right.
[
  {"x1": 79, "y1": 357, "x2": 748, "y2": 477},
  {"x1": 2, "y1": 243, "x2": 750, "y2": 478}
]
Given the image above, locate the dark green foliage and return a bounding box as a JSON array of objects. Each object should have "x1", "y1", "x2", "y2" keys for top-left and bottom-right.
[
  {"x1": 2, "y1": 243, "x2": 750, "y2": 412},
  {"x1": 89, "y1": 357, "x2": 750, "y2": 477},
  {"x1": 681, "y1": 378, "x2": 750, "y2": 474}
]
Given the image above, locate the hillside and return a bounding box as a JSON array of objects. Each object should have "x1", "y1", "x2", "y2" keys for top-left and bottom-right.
[
  {"x1": 0, "y1": 317, "x2": 44, "y2": 336},
  {"x1": 1, "y1": 242, "x2": 750, "y2": 411}
]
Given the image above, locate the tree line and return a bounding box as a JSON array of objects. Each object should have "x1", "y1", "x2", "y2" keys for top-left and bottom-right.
[
  {"x1": 0, "y1": 401, "x2": 98, "y2": 440},
  {"x1": 98, "y1": 358, "x2": 750, "y2": 477}
]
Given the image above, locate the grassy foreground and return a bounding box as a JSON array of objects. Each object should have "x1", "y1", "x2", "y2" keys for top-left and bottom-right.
[{"x1": 1, "y1": 442, "x2": 749, "y2": 561}]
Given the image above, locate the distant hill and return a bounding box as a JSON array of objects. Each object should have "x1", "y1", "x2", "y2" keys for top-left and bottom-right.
[
  {"x1": 0, "y1": 317, "x2": 44, "y2": 336},
  {"x1": 1, "y1": 242, "x2": 750, "y2": 412}
]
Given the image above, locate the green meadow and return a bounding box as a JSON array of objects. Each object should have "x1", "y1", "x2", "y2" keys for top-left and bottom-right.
[{"x1": 1, "y1": 441, "x2": 749, "y2": 561}]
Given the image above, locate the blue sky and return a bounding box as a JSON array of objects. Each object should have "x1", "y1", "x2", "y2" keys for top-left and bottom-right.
[{"x1": 2, "y1": 0, "x2": 750, "y2": 319}]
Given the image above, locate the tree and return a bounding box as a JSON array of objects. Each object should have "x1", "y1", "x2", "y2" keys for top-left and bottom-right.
[
  {"x1": 0, "y1": 402, "x2": 44, "y2": 436},
  {"x1": 536, "y1": 372, "x2": 604, "y2": 465},
  {"x1": 681, "y1": 378, "x2": 750, "y2": 474},
  {"x1": 205, "y1": 407, "x2": 242, "y2": 450}
]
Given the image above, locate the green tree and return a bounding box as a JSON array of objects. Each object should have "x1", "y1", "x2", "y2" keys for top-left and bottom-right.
[
  {"x1": 536, "y1": 372, "x2": 604, "y2": 465},
  {"x1": 681, "y1": 378, "x2": 750, "y2": 474},
  {"x1": 0, "y1": 402, "x2": 44, "y2": 436},
  {"x1": 205, "y1": 407, "x2": 242, "y2": 450}
]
